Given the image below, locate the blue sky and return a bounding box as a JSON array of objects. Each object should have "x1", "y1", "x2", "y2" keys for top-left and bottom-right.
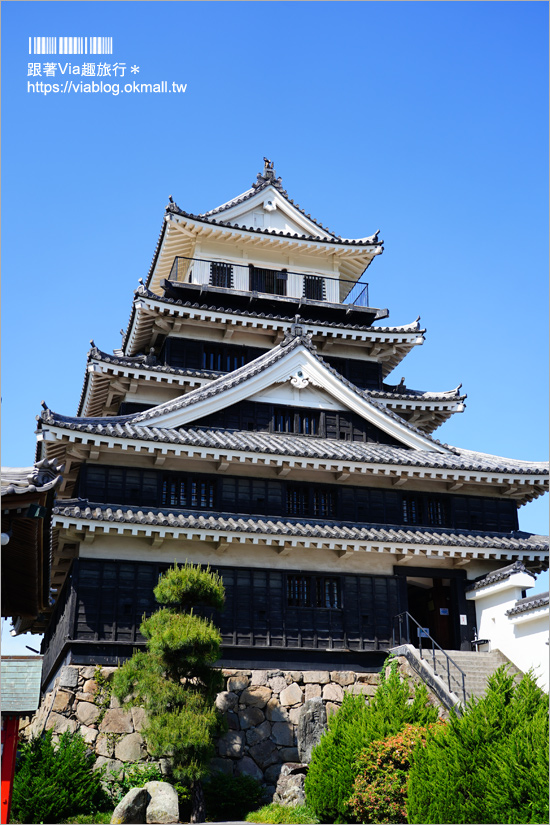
[{"x1": 1, "y1": 1, "x2": 548, "y2": 651}]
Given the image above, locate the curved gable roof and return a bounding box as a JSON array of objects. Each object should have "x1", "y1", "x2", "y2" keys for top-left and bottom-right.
[{"x1": 43, "y1": 327, "x2": 453, "y2": 453}]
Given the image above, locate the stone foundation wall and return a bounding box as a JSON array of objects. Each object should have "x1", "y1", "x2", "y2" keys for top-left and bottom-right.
[{"x1": 26, "y1": 665, "x2": 380, "y2": 795}]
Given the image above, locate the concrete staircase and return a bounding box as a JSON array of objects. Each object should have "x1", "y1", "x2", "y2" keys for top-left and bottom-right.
[{"x1": 421, "y1": 649, "x2": 522, "y2": 703}]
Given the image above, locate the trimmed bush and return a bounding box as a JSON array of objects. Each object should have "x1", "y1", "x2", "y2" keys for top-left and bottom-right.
[
  {"x1": 11, "y1": 729, "x2": 110, "y2": 824},
  {"x1": 347, "y1": 723, "x2": 438, "y2": 823},
  {"x1": 246, "y1": 802, "x2": 320, "y2": 823},
  {"x1": 305, "y1": 661, "x2": 439, "y2": 823},
  {"x1": 407, "y1": 667, "x2": 550, "y2": 824}
]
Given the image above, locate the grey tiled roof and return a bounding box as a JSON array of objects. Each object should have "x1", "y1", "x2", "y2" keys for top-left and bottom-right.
[
  {"x1": 1, "y1": 657, "x2": 43, "y2": 713},
  {"x1": 199, "y1": 162, "x2": 363, "y2": 243},
  {"x1": 133, "y1": 285, "x2": 423, "y2": 334},
  {"x1": 465, "y1": 561, "x2": 536, "y2": 591},
  {"x1": 374, "y1": 382, "x2": 466, "y2": 403},
  {"x1": 62, "y1": 328, "x2": 448, "y2": 452},
  {"x1": 38, "y1": 416, "x2": 549, "y2": 477},
  {"x1": 89, "y1": 346, "x2": 224, "y2": 380},
  {"x1": 84, "y1": 346, "x2": 459, "y2": 406},
  {"x1": 165, "y1": 203, "x2": 381, "y2": 247},
  {"x1": 52, "y1": 500, "x2": 550, "y2": 553},
  {"x1": 506, "y1": 591, "x2": 549, "y2": 616},
  {"x1": 76, "y1": 346, "x2": 224, "y2": 416},
  {"x1": 1, "y1": 459, "x2": 65, "y2": 497}
]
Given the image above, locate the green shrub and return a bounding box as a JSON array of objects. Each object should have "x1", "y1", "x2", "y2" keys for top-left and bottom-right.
[
  {"x1": 347, "y1": 723, "x2": 438, "y2": 823},
  {"x1": 108, "y1": 762, "x2": 163, "y2": 804},
  {"x1": 407, "y1": 667, "x2": 550, "y2": 824},
  {"x1": 246, "y1": 802, "x2": 320, "y2": 823},
  {"x1": 11, "y1": 729, "x2": 110, "y2": 824},
  {"x1": 204, "y1": 772, "x2": 264, "y2": 821},
  {"x1": 305, "y1": 661, "x2": 439, "y2": 823}
]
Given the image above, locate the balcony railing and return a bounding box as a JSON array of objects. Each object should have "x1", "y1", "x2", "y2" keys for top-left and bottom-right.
[{"x1": 168, "y1": 256, "x2": 370, "y2": 307}]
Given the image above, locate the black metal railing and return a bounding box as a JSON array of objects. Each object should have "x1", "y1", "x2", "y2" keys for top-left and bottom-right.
[
  {"x1": 392, "y1": 611, "x2": 467, "y2": 706},
  {"x1": 168, "y1": 256, "x2": 370, "y2": 307}
]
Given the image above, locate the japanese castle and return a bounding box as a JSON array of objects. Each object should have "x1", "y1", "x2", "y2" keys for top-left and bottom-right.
[{"x1": 35, "y1": 160, "x2": 549, "y2": 690}]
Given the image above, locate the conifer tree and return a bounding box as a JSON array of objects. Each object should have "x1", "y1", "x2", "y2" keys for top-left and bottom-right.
[
  {"x1": 112, "y1": 562, "x2": 225, "y2": 822},
  {"x1": 305, "y1": 661, "x2": 439, "y2": 823},
  {"x1": 407, "y1": 667, "x2": 549, "y2": 824}
]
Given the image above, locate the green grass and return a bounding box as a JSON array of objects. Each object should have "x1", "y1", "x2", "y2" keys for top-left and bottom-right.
[
  {"x1": 245, "y1": 803, "x2": 320, "y2": 824},
  {"x1": 62, "y1": 813, "x2": 113, "y2": 824}
]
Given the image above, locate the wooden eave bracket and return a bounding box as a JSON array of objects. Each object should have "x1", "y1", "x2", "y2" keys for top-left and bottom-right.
[
  {"x1": 392, "y1": 475, "x2": 408, "y2": 487},
  {"x1": 277, "y1": 464, "x2": 292, "y2": 477},
  {"x1": 396, "y1": 554, "x2": 416, "y2": 565},
  {"x1": 149, "y1": 536, "x2": 164, "y2": 549}
]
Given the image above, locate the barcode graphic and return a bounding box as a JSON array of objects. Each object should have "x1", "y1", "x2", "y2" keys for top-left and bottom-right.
[{"x1": 29, "y1": 37, "x2": 113, "y2": 55}]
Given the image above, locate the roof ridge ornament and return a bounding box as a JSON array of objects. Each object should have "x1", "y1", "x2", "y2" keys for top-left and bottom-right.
[
  {"x1": 253, "y1": 157, "x2": 285, "y2": 192},
  {"x1": 281, "y1": 318, "x2": 317, "y2": 350}
]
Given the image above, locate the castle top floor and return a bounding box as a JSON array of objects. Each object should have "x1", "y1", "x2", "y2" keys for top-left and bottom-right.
[{"x1": 146, "y1": 159, "x2": 387, "y2": 325}]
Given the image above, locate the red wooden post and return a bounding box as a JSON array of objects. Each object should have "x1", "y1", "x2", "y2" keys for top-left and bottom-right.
[{"x1": 1, "y1": 715, "x2": 19, "y2": 824}]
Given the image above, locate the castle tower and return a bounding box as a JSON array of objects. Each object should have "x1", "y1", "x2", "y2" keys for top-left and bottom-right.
[{"x1": 34, "y1": 162, "x2": 548, "y2": 690}]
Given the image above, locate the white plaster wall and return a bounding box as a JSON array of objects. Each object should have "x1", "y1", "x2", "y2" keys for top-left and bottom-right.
[
  {"x1": 507, "y1": 611, "x2": 549, "y2": 691},
  {"x1": 78, "y1": 535, "x2": 496, "y2": 580},
  {"x1": 249, "y1": 383, "x2": 347, "y2": 410},
  {"x1": 467, "y1": 575, "x2": 549, "y2": 691}
]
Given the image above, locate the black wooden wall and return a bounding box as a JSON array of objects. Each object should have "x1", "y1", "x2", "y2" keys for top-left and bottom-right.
[
  {"x1": 77, "y1": 464, "x2": 520, "y2": 533},
  {"x1": 41, "y1": 558, "x2": 402, "y2": 686}
]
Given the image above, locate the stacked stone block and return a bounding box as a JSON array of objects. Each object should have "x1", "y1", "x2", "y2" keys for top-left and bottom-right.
[{"x1": 26, "y1": 664, "x2": 380, "y2": 792}]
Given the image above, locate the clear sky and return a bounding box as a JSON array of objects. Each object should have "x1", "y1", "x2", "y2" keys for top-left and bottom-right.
[{"x1": 1, "y1": 1, "x2": 548, "y2": 653}]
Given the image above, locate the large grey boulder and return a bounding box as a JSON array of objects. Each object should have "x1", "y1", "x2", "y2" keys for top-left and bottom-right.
[
  {"x1": 273, "y1": 763, "x2": 308, "y2": 806},
  {"x1": 297, "y1": 697, "x2": 327, "y2": 763},
  {"x1": 145, "y1": 780, "x2": 179, "y2": 824},
  {"x1": 111, "y1": 787, "x2": 149, "y2": 824}
]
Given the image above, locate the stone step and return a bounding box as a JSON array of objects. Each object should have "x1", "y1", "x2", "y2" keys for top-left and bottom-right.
[{"x1": 420, "y1": 649, "x2": 522, "y2": 701}]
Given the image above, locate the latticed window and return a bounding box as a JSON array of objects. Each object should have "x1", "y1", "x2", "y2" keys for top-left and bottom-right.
[
  {"x1": 402, "y1": 496, "x2": 420, "y2": 524},
  {"x1": 287, "y1": 575, "x2": 311, "y2": 606},
  {"x1": 274, "y1": 408, "x2": 294, "y2": 433},
  {"x1": 320, "y1": 577, "x2": 339, "y2": 608},
  {"x1": 287, "y1": 486, "x2": 308, "y2": 517},
  {"x1": 191, "y1": 480, "x2": 215, "y2": 509},
  {"x1": 161, "y1": 476, "x2": 214, "y2": 510},
  {"x1": 296, "y1": 410, "x2": 319, "y2": 436},
  {"x1": 313, "y1": 490, "x2": 335, "y2": 518},
  {"x1": 287, "y1": 575, "x2": 341, "y2": 608},
  {"x1": 162, "y1": 479, "x2": 186, "y2": 507},
  {"x1": 303, "y1": 275, "x2": 325, "y2": 301},
  {"x1": 210, "y1": 262, "x2": 233, "y2": 288},
  {"x1": 427, "y1": 498, "x2": 446, "y2": 526}
]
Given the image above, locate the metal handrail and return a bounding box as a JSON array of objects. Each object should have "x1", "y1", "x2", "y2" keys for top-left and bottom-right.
[
  {"x1": 392, "y1": 611, "x2": 467, "y2": 706},
  {"x1": 167, "y1": 255, "x2": 370, "y2": 308}
]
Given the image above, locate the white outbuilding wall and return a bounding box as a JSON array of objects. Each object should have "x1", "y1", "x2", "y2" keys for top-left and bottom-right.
[{"x1": 466, "y1": 569, "x2": 549, "y2": 691}]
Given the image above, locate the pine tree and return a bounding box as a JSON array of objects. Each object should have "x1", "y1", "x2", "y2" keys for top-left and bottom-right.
[{"x1": 112, "y1": 562, "x2": 225, "y2": 822}]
